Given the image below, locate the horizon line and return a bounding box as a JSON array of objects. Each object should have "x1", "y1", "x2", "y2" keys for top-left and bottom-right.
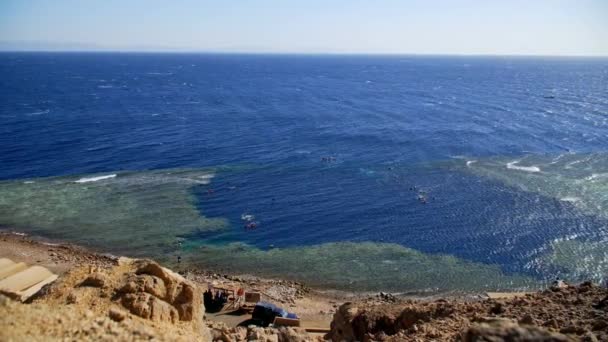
[{"x1": 0, "y1": 49, "x2": 607, "y2": 58}]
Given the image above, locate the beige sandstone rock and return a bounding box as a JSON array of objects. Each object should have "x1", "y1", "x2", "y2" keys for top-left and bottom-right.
[
  {"x1": 108, "y1": 307, "x2": 127, "y2": 322},
  {"x1": 121, "y1": 292, "x2": 179, "y2": 322},
  {"x1": 80, "y1": 272, "x2": 109, "y2": 288},
  {"x1": 115, "y1": 260, "x2": 202, "y2": 325}
]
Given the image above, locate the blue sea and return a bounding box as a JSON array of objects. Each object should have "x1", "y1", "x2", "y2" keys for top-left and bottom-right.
[{"x1": 1, "y1": 53, "x2": 607, "y2": 292}]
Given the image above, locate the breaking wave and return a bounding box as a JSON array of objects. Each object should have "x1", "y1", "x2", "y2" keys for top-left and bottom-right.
[
  {"x1": 506, "y1": 161, "x2": 541, "y2": 173},
  {"x1": 75, "y1": 174, "x2": 117, "y2": 183},
  {"x1": 460, "y1": 152, "x2": 608, "y2": 284}
]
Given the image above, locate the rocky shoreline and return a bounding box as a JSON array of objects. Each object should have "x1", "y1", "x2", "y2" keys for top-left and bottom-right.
[{"x1": 1, "y1": 231, "x2": 607, "y2": 341}]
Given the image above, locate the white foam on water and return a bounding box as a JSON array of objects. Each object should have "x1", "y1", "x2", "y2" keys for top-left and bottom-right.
[
  {"x1": 74, "y1": 174, "x2": 117, "y2": 183},
  {"x1": 549, "y1": 153, "x2": 568, "y2": 164},
  {"x1": 506, "y1": 161, "x2": 541, "y2": 173},
  {"x1": 585, "y1": 173, "x2": 608, "y2": 181},
  {"x1": 552, "y1": 233, "x2": 580, "y2": 243},
  {"x1": 26, "y1": 109, "x2": 50, "y2": 116},
  {"x1": 565, "y1": 158, "x2": 588, "y2": 169},
  {"x1": 41, "y1": 242, "x2": 61, "y2": 246},
  {"x1": 241, "y1": 214, "x2": 255, "y2": 221},
  {"x1": 194, "y1": 174, "x2": 214, "y2": 184},
  {"x1": 560, "y1": 196, "x2": 581, "y2": 203},
  {"x1": 466, "y1": 160, "x2": 477, "y2": 167}
]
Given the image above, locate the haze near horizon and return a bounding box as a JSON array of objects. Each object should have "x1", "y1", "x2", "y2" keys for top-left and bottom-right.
[{"x1": 0, "y1": 0, "x2": 607, "y2": 56}]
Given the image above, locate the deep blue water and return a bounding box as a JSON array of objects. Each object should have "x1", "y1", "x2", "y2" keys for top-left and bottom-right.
[{"x1": 1, "y1": 53, "x2": 608, "y2": 290}]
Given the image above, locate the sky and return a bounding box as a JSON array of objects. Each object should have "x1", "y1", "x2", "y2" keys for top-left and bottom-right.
[{"x1": 0, "y1": 0, "x2": 607, "y2": 55}]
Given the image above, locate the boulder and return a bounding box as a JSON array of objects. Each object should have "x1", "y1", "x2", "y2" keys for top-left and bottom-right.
[
  {"x1": 66, "y1": 291, "x2": 79, "y2": 304},
  {"x1": 246, "y1": 327, "x2": 279, "y2": 342},
  {"x1": 593, "y1": 295, "x2": 608, "y2": 310},
  {"x1": 108, "y1": 307, "x2": 127, "y2": 322},
  {"x1": 326, "y1": 303, "x2": 360, "y2": 341},
  {"x1": 463, "y1": 319, "x2": 574, "y2": 341},
  {"x1": 206, "y1": 323, "x2": 313, "y2": 342},
  {"x1": 120, "y1": 292, "x2": 178, "y2": 323},
  {"x1": 118, "y1": 274, "x2": 166, "y2": 300},
  {"x1": 80, "y1": 273, "x2": 108, "y2": 288},
  {"x1": 114, "y1": 260, "x2": 203, "y2": 326},
  {"x1": 327, "y1": 301, "x2": 456, "y2": 341},
  {"x1": 277, "y1": 327, "x2": 310, "y2": 342}
]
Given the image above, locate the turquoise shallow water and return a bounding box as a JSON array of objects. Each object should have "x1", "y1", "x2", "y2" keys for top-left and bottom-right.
[
  {"x1": 0, "y1": 167, "x2": 538, "y2": 292},
  {"x1": 0, "y1": 169, "x2": 225, "y2": 254},
  {"x1": 1, "y1": 53, "x2": 607, "y2": 292},
  {"x1": 2, "y1": 155, "x2": 607, "y2": 292}
]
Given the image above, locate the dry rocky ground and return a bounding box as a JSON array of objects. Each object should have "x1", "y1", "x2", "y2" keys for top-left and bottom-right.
[
  {"x1": 329, "y1": 282, "x2": 608, "y2": 341},
  {"x1": 1, "y1": 232, "x2": 607, "y2": 341}
]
